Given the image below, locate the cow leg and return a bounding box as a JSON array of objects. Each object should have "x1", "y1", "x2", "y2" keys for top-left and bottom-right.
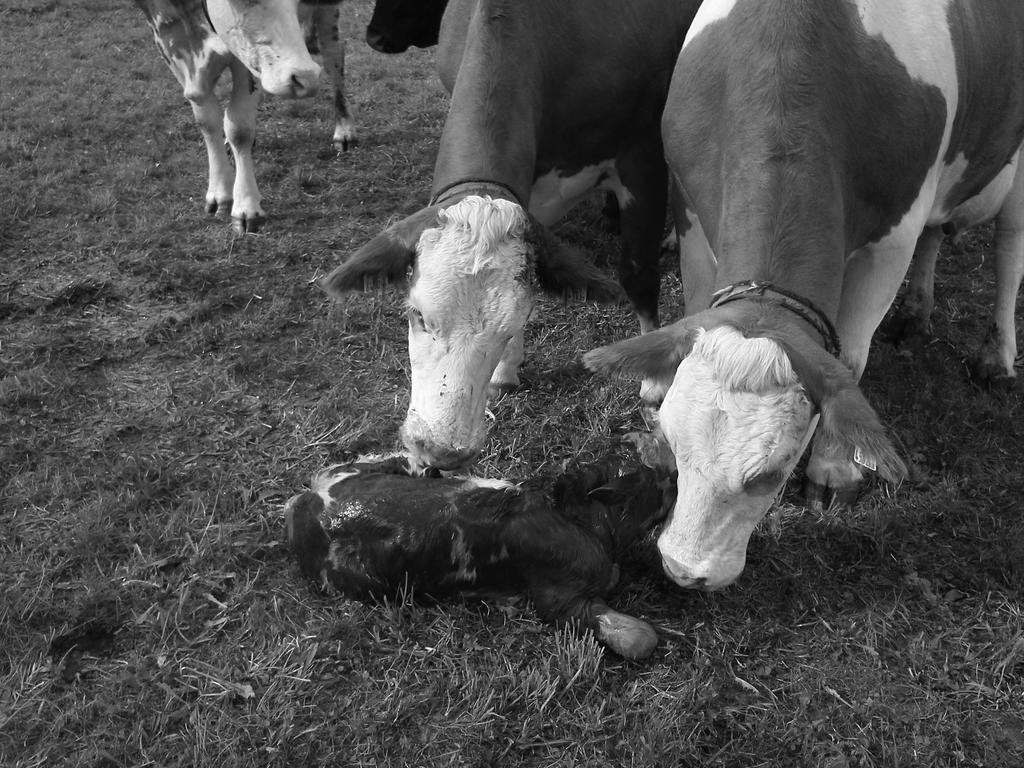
[
  {"x1": 616, "y1": 146, "x2": 667, "y2": 334},
  {"x1": 224, "y1": 59, "x2": 265, "y2": 234},
  {"x1": 614, "y1": 143, "x2": 669, "y2": 403},
  {"x1": 145, "y1": 18, "x2": 235, "y2": 218},
  {"x1": 969, "y1": 161, "x2": 1024, "y2": 383},
  {"x1": 804, "y1": 229, "x2": 918, "y2": 508},
  {"x1": 312, "y1": 2, "x2": 356, "y2": 151},
  {"x1": 881, "y1": 226, "x2": 943, "y2": 346},
  {"x1": 185, "y1": 70, "x2": 235, "y2": 218},
  {"x1": 632, "y1": 179, "x2": 717, "y2": 406},
  {"x1": 528, "y1": 571, "x2": 658, "y2": 660}
]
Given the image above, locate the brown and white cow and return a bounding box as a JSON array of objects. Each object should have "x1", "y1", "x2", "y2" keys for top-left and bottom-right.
[
  {"x1": 585, "y1": 0, "x2": 1024, "y2": 589},
  {"x1": 321, "y1": 0, "x2": 703, "y2": 470},
  {"x1": 135, "y1": 0, "x2": 354, "y2": 234}
]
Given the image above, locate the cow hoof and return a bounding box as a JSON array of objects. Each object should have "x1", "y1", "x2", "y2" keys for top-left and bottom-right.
[
  {"x1": 334, "y1": 136, "x2": 358, "y2": 153},
  {"x1": 967, "y1": 354, "x2": 1016, "y2": 388},
  {"x1": 207, "y1": 198, "x2": 231, "y2": 216},
  {"x1": 595, "y1": 609, "x2": 659, "y2": 660},
  {"x1": 879, "y1": 309, "x2": 931, "y2": 348},
  {"x1": 232, "y1": 214, "x2": 265, "y2": 235},
  {"x1": 803, "y1": 479, "x2": 860, "y2": 512}
]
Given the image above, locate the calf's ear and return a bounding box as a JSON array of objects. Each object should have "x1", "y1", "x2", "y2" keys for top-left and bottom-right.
[
  {"x1": 525, "y1": 215, "x2": 624, "y2": 304},
  {"x1": 319, "y1": 206, "x2": 440, "y2": 297},
  {"x1": 777, "y1": 335, "x2": 907, "y2": 484}
]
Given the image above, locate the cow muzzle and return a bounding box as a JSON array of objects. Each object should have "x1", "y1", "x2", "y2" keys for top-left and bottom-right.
[
  {"x1": 366, "y1": 27, "x2": 409, "y2": 54},
  {"x1": 400, "y1": 418, "x2": 481, "y2": 471},
  {"x1": 261, "y1": 64, "x2": 321, "y2": 99},
  {"x1": 659, "y1": 551, "x2": 738, "y2": 592}
]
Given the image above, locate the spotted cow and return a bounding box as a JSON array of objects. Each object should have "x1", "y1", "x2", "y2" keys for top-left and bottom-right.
[
  {"x1": 135, "y1": 0, "x2": 354, "y2": 233},
  {"x1": 585, "y1": 0, "x2": 1024, "y2": 589},
  {"x1": 322, "y1": 0, "x2": 703, "y2": 470},
  {"x1": 285, "y1": 454, "x2": 675, "y2": 659}
]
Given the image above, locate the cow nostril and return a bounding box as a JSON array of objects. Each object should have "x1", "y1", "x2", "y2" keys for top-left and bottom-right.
[
  {"x1": 660, "y1": 555, "x2": 708, "y2": 589},
  {"x1": 290, "y1": 74, "x2": 318, "y2": 97}
]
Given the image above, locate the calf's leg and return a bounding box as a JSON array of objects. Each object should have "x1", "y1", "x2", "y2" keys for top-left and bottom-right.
[{"x1": 526, "y1": 551, "x2": 658, "y2": 660}]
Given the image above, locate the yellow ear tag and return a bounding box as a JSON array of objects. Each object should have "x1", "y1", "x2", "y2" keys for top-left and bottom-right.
[{"x1": 853, "y1": 446, "x2": 877, "y2": 472}]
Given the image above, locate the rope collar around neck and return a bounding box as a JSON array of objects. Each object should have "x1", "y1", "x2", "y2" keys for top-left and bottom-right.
[
  {"x1": 710, "y1": 280, "x2": 842, "y2": 358},
  {"x1": 429, "y1": 179, "x2": 525, "y2": 209}
]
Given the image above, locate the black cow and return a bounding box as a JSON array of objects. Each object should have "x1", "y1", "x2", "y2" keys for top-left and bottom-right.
[{"x1": 285, "y1": 454, "x2": 675, "y2": 659}]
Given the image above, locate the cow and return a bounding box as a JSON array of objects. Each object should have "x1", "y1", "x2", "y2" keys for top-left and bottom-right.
[
  {"x1": 365, "y1": 0, "x2": 448, "y2": 54},
  {"x1": 321, "y1": 0, "x2": 704, "y2": 471},
  {"x1": 284, "y1": 454, "x2": 676, "y2": 659},
  {"x1": 584, "y1": 0, "x2": 1024, "y2": 590},
  {"x1": 135, "y1": 0, "x2": 353, "y2": 234}
]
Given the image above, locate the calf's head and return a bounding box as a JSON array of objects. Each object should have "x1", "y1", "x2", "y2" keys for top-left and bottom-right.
[
  {"x1": 205, "y1": 0, "x2": 321, "y2": 97},
  {"x1": 323, "y1": 196, "x2": 622, "y2": 470},
  {"x1": 584, "y1": 305, "x2": 906, "y2": 590}
]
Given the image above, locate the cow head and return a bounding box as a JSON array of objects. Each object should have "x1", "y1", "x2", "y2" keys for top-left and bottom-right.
[
  {"x1": 584, "y1": 304, "x2": 906, "y2": 590},
  {"x1": 323, "y1": 195, "x2": 623, "y2": 470},
  {"x1": 205, "y1": 0, "x2": 321, "y2": 97},
  {"x1": 366, "y1": 0, "x2": 449, "y2": 54}
]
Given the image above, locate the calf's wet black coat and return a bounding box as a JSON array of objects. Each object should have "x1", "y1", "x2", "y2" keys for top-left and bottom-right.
[{"x1": 285, "y1": 455, "x2": 674, "y2": 659}]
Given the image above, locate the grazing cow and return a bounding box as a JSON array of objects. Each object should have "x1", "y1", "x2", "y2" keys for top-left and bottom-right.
[
  {"x1": 365, "y1": 0, "x2": 448, "y2": 54},
  {"x1": 136, "y1": 0, "x2": 353, "y2": 234},
  {"x1": 584, "y1": 0, "x2": 1024, "y2": 589},
  {"x1": 284, "y1": 454, "x2": 675, "y2": 659},
  {"x1": 321, "y1": 0, "x2": 703, "y2": 470}
]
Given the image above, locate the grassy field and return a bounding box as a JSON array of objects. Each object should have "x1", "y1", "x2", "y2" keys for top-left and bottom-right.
[{"x1": 3, "y1": 1, "x2": 1024, "y2": 765}]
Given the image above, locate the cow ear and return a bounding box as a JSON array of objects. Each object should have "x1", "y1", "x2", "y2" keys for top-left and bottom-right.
[
  {"x1": 777, "y1": 335, "x2": 907, "y2": 484},
  {"x1": 319, "y1": 206, "x2": 440, "y2": 297},
  {"x1": 525, "y1": 215, "x2": 624, "y2": 304},
  {"x1": 583, "y1": 318, "x2": 703, "y2": 380}
]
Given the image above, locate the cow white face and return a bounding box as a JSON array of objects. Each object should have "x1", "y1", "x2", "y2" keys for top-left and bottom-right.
[
  {"x1": 656, "y1": 326, "x2": 816, "y2": 589},
  {"x1": 205, "y1": 0, "x2": 320, "y2": 97},
  {"x1": 401, "y1": 197, "x2": 535, "y2": 470}
]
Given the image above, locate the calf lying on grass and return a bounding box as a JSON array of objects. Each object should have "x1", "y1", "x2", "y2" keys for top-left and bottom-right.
[{"x1": 285, "y1": 455, "x2": 675, "y2": 659}]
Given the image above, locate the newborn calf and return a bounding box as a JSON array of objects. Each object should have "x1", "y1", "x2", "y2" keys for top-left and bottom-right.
[{"x1": 285, "y1": 455, "x2": 674, "y2": 659}]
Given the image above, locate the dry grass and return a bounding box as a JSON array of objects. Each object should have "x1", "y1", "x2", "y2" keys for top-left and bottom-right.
[{"x1": 2, "y1": 1, "x2": 1023, "y2": 766}]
